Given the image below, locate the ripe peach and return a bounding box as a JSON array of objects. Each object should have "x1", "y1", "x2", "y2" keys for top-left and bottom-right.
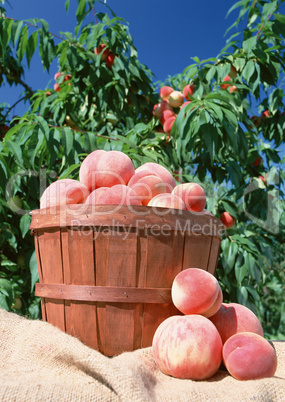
[
  {"x1": 250, "y1": 115, "x2": 261, "y2": 127},
  {"x1": 54, "y1": 72, "x2": 62, "y2": 80},
  {"x1": 53, "y1": 83, "x2": 61, "y2": 92},
  {"x1": 221, "y1": 75, "x2": 231, "y2": 90},
  {"x1": 180, "y1": 100, "x2": 191, "y2": 109},
  {"x1": 163, "y1": 115, "x2": 176, "y2": 135},
  {"x1": 94, "y1": 44, "x2": 109, "y2": 60},
  {"x1": 79, "y1": 149, "x2": 106, "y2": 191},
  {"x1": 148, "y1": 193, "x2": 186, "y2": 210},
  {"x1": 220, "y1": 211, "x2": 235, "y2": 229},
  {"x1": 85, "y1": 187, "x2": 109, "y2": 204},
  {"x1": 172, "y1": 182, "x2": 206, "y2": 212},
  {"x1": 105, "y1": 53, "x2": 115, "y2": 69},
  {"x1": 159, "y1": 86, "x2": 174, "y2": 100},
  {"x1": 154, "y1": 100, "x2": 173, "y2": 119},
  {"x1": 64, "y1": 74, "x2": 72, "y2": 82},
  {"x1": 79, "y1": 150, "x2": 135, "y2": 191},
  {"x1": 229, "y1": 85, "x2": 238, "y2": 93},
  {"x1": 171, "y1": 268, "x2": 223, "y2": 317},
  {"x1": 95, "y1": 184, "x2": 142, "y2": 206},
  {"x1": 252, "y1": 156, "x2": 262, "y2": 166},
  {"x1": 223, "y1": 332, "x2": 277, "y2": 380},
  {"x1": 168, "y1": 91, "x2": 184, "y2": 107},
  {"x1": 159, "y1": 109, "x2": 176, "y2": 126},
  {"x1": 261, "y1": 110, "x2": 270, "y2": 119},
  {"x1": 40, "y1": 178, "x2": 90, "y2": 209},
  {"x1": 136, "y1": 162, "x2": 176, "y2": 193},
  {"x1": 152, "y1": 315, "x2": 223, "y2": 380},
  {"x1": 258, "y1": 174, "x2": 267, "y2": 185},
  {"x1": 153, "y1": 104, "x2": 159, "y2": 117},
  {"x1": 209, "y1": 302, "x2": 264, "y2": 344},
  {"x1": 183, "y1": 84, "x2": 195, "y2": 100},
  {"x1": 128, "y1": 171, "x2": 166, "y2": 206}
]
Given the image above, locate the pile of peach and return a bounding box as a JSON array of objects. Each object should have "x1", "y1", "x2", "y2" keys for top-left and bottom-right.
[
  {"x1": 152, "y1": 268, "x2": 278, "y2": 381},
  {"x1": 153, "y1": 84, "x2": 195, "y2": 137},
  {"x1": 153, "y1": 65, "x2": 240, "y2": 139},
  {"x1": 40, "y1": 149, "x2": 209, "y2": 213}
]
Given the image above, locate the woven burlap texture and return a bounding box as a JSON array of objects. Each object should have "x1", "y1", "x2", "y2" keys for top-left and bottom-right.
[{"x1": 0, "y1": 308, "x2": 284, "y2": 401}]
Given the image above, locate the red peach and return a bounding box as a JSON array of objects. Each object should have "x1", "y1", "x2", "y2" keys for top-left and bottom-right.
[
  {"x1": 221, "y1": 75, "x2": 232, "y2": 90},
  {"x1": 94, "y1": 44, "x2": 109, "y2": 60},
  {"x1": 40, "y1": 178, "x2": 90, "y2": 209},
  {"x1": 79, "y1": 149, "x2": 106, "y2": 191},
  {"x1": 180, "y1": 101, "x2": 191, "y2": 109},
  {"x1": 229, "y1": 85, "x2": 238, "y2": 93},
  {"x1": 159, "y1": 110, "x2": 176, "y2": 126},
  {"x1": 136, "y1": 162, "x2": 176, "y2": 193},
  {"x1": 53, "y1": 83, "x2": 61, "y2": 92},
  {"x1": 172, "y1": 182, "x2": 206, "y2": 212},
  {"x1": 168, "y1": 91, "x2": 184, "y2": 107},
  {"x1": 183, "y1": 84, "x2": 195, "y2": 100},
  {"x1": 64, "y1": 74, "x2": 71, "y2": 81},
  {"x1": 250, "y1": 115, "x2": 261, "y2": 127},
  {"x1": 223, "y1": 332, "x2": 277, "y2": 380},
  {"x1": 261, "y1": 110, "x2": 270, "y2": 119},
  {"x1": 154, "y1": 100, "x2": 173, "y2": 119},
  {"x1": 171, "y1": 268, "x2": 223, "y2": 317},
  {"x1": 159, "y1": 86, "x2": 174, "y2": 100},
  {"x1": 80, "y1": 150, "x2": 135, "y2": 191},
  {"x1": 253, "y1": 156, "x2": 262, "y2": 166},
  {"x1": 85, "y1": 187, "x2": 109, "y2": 204},
  {"x1": 95, "y1": 184, "x2": 142, "y2": 206},
  {"x1": 209, "y1": 302, "x2": 264, "y2": 344},
  {"x1": 128, "y1": 171, "x2": 166, "y2": 206},
  {"x1": 163, "y1": 116, "x2": 176, "y2": 135},
  {"x1": 148, "y1": 193, "x2": 186, "y2": 210},
  {"x1": 258, "y1": 174, "x2": 267, "y2": 185},
  {"x1": 105, "y1": 53, "x2": 115, "y2": 69},
  {"x1": 153, "y1": 104, "x2": 159, "y2": 117},
  {"x1": 220, "y1": 211, "x2": 235, "y2": 229},
  {"x1": 152, "y1": 315, "x2": 223, "y2": 380},
  {"x1": 54, "y1": 72, "x2": 62, "y2": 80}
]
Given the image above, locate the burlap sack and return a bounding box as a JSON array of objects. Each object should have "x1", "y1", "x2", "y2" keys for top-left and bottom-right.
[{"x1": 0, "y1": 307, "x2": 284, "y2": 401}]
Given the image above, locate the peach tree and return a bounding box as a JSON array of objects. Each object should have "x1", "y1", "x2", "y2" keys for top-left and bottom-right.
[{"x1": 0, "y1": 0, "x2": 284, "y2": 338}]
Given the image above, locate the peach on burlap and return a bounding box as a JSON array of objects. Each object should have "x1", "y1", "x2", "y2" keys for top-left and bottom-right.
[{"x1": 0, "y1": 308, "x2": 284, "y2": 401}]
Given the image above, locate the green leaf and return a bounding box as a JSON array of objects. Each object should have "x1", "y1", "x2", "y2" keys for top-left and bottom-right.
[
  {"x1": 242, "y1": 36, "x2": 257, "y2": 53},
  {"x1": 5, "y1": 140, "x2": 24, "y2": 166},
  {"x1": 26, "y1": 31, "x2": 38, "y2": 68},
  {"x1": 2, "y1": 18, "x2": 13, "y2": 49},
  {"x1": 29, "y1": 250, "x2": 39, "y2": 292},
  {"x1": 201, "y1": 123, "x2": 218, "y2": 163},
  {"x1": 16, "y1": 25, "x2": 29, "y2": 63},
  {"x1": 0, "y1": 278, "x2": 14, "y2": 302},
  {"x1": 11, "y1": 20, "x2": 23, "y2": 47},
  {"x1": 19, "y1": 214, "x2": 32, "y2": 238},
  {"x1": 65, "y1": 0, "x2": 70, "y2": 12},
  {"x1": 242, "y1": 59, "x2": 255, "y2": 84},
  {"x1": 262, "y1": 1, "x2": 277, "y2": 21}
]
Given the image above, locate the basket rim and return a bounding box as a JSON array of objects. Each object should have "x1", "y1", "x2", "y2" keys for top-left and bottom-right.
[{"x1": 29, "y1": 204, "x2": 224, "y2": 239}]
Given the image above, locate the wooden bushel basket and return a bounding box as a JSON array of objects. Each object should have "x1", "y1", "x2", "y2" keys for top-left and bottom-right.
[{"x1": 30, "y1": 204, "x2": 223, "y2": 356}]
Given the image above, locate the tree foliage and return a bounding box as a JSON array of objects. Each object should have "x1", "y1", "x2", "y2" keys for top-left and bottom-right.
[{"x1": 0, "y1": 0, "x2": 284, "y2": 338}]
